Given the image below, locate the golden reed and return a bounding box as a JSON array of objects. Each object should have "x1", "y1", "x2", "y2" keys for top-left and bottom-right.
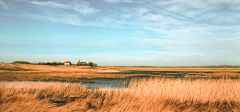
[{"x1": 0, "y1": 78, "x2": 239, "y2": 111}]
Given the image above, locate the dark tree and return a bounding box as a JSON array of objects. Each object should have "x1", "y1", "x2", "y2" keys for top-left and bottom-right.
[
  {"x1": 87, "y1": 62, "x2": 93, "y2": 68},
  {"x1": 87, "y1": 62, "x2": 97, "y2": 69}
]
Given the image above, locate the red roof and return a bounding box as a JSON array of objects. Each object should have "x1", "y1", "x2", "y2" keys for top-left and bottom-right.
[{"x1": 64, "y1": 61, "x2": 71, "y2": 63}]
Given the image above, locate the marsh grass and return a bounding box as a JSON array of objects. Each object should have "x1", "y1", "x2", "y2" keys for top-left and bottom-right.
[
  {"x1": 0, "y1": 78, "x2": 240, "y2": 111},
  {"x1": 2, "y1": 63, "x2": 240, "y2": 82},
  {"x1": 0, "y1": 72, "x2": 124, "y2": 82},
  {"x1": 0, "y1": 63, "x2": 32, "y2": 71}
]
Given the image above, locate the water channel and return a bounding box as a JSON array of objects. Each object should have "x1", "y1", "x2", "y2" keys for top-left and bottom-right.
[
  {"x1": 1, "y1": 71, "x2": 210, "y2": 89},
  {"x1": 45, "y1": 71, "x2": 208, "y2": 89}
]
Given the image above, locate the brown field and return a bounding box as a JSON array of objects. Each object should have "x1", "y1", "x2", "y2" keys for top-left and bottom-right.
[{"x1": 1, "y1": 63, "x2": 240, "y2": 111}]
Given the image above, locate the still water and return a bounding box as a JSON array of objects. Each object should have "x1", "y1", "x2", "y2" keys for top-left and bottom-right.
[{"x1": 53, "y1": 71, "x2": 207, "y2": 89}]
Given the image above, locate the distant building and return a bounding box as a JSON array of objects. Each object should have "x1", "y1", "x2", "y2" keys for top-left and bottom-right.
[
  {"x1": 77, "y1": 62, "x2": 87, "y2": 66},
  {"x1": 77, "y1": 60, "x2": 87, "y2": 66},
  {"x1": 64, "y1": 61, "x2": 71, "y2": 65}
]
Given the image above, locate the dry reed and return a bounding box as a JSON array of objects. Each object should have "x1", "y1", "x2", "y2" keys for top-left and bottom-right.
[{"x1": 0, "y1": 78, "x2": 239, "y2": 111}]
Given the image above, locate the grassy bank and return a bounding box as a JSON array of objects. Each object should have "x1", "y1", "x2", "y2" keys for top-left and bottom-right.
[{"x1": 0, "y1": 78, "x2": 239, "y2": 111}]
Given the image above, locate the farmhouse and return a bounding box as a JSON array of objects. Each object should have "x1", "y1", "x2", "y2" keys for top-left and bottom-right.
[{"x1": 64, "y1": 61, "x2": 71, "y2": 65}]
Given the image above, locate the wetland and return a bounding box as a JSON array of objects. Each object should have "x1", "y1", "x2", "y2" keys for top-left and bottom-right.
[{"x1": 1, "y1": 63, "x2": 240, "y2": 111}]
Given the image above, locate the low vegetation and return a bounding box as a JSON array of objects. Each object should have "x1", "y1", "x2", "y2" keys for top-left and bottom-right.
[
  {"x1": 0, "y1": 78, "x2": 239, "y2": 111},
  {"x1": 0, "y1": 63, "x2": 31, "y2": 71},
  {"x1": 37, "y1": 62, "x2": 64, "y2": 65},
  {"x1": 11, "y1": 61, "x2": 31, "y2": 64}
]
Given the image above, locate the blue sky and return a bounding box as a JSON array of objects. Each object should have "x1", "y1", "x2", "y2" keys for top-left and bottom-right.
[{"x1": 0, "y1": 0, "x2": 240, "y2": 66}]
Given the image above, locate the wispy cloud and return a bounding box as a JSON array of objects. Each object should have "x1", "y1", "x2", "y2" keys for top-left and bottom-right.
[
  {"x1": 0, "y1": 40, "x2": 117, "y2": 48},
  {"x1": 102, "y1": 0, "x2": 132, "y2": 4},
  {"x1": 2, "y1": 0, "x2": 240, "y2": 27},
  {"x1": 0, "y1": 48, "x2": 10, "y2": 51},
  {"x1": 0, "y1": 0, "x2": 100, "y2": 26},
  {"x1": 31, "y1": 1, "x2": 69, "y2": 9},
  {"x1": 74, "y1": 41, "x2": 117, "y2": 47},
  {"x1": 142, "y1": 51, "x2": 206, "y2": 59},
  {"x1": 31, "y1": 1, "x2": 99, "y2": 15},
  {"x1": 3, "y1": 0, "x2": 239, "y2": 29},
  {"x1": 0, "y1": 0, "x2": 8, "y2": 10}
]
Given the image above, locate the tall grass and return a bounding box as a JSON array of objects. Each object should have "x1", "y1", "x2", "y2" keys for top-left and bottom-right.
[
  {"x1": 128, "y1": 78, "x2": 240, "y2": 102},
  {"x1": 0, "y1": 78, "x2": 239, "y2": 111}
]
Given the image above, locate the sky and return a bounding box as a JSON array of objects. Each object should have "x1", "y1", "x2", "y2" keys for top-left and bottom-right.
[{"x1": 0, "y1": 0, "x2": 240, "y2": 66}]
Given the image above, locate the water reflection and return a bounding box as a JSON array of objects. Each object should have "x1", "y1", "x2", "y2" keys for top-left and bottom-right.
[{"x1": 77, "y1": 78, "x2": 130, "y2": 89}]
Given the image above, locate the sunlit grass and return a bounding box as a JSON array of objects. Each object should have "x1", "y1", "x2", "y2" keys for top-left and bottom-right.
[
  {"x1": 1, "y1": 63, "x2": 240, "y2": 81},
  {"x1": 0, "y1": 78, "x2": 239, "y2": 111},
  {"x1": 129, "y1": 78, "x2": 240, "y2": 102}
]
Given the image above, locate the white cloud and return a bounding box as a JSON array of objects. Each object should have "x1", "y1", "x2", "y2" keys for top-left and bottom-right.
[
  {"x1": 74, "y1": 41, "x2": 117, "y2": 47},
  {"x1": 141, "y1": 14, "x2": 169, "y2": 22},
  {"x1": 31, "y1": 1, "x2": 98, "y2": 15},
  {"x1": 102, "y1": 0, "x2": 132, "y2": 4},
  {"x1": 3, "y1": 0, "x2": 239, "y2": 29},
  {"x1": 0, "y1": 0, "x2": 101, "y2": 26},
  {"x1": 0, "y1": 40, "x2": 118, "y2": 48},
  {"x1": 31, "y1": 1, "x2": 69, "y2": 9},
  {"x1": 142, "y1": 51, "x2": 205, "y2": 57},
  {"x1": 137, "y1": 8, "x2": 150, "y2": 18},
  {"x1": 138, "y1": 25, "x2": 240, "y2": 59},
  {"x1": 0, "y1": 48, "x2": 10, "y2": 51},
  {"x1": 0, "y1": 0, "x2": 7, "y2": 10}
]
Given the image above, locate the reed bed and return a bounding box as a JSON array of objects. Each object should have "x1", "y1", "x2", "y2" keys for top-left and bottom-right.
[
  {"x1": 0, "y1": 72, "x2": 124, "y2": 82},
  {"x1": 129, "y1": 78, "x2": 240, "y2": 102},
  {"x1": 0, "y1": 78, "x2": 239, "y2": 111}
]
